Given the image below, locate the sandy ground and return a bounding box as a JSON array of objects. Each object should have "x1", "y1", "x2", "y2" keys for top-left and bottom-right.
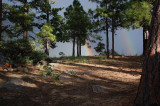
[{"x1": 0, "y1": 56, "x2": 143, "y2": 106}]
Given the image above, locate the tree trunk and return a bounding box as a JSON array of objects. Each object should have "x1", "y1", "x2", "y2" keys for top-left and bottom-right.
[
  {"x1": 134, "y1": 0, "x2": 160, "y2": 105},
  {"x1": 79, "y1": 41, "x2": 82, "y2": 56},
  {"x1": 45, "y1": 40, "x2": 49, "y2": 55},
  {"x1": 23, "y1": 0, "x2": 28, "y2": 39},
  {"x1": 143, "y1": 27, "x2": 149, "y2": 56},
  {"x1": 77, "y1": 37, "x2": 79, "y2": 57},
  {"x1": 106, "y1": 20, "x2": 109, "y2": 58},
  {"x1": 72, "y1": 37, "x2": 75, "y2": 57},
  {"x1": 0, "y1": 0, "x2": 2, "y2": 41},
  {"x1": 45, "y1": 0, "x2": 50, "y2": 55},
  {"x1": 112, "y1": 17, "x2": 114, "y2": 58}
]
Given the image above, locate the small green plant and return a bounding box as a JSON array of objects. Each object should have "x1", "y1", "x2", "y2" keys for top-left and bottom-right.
[
  {"x1": 67, "y1": 59, "x2": 74, "y2": 64},
  {"x1": 42, "y1": 71, "x2": 47, "y2": 77},
  {"x1": 67, "y1": 70, "x2": 77, "y2": 76},
  {"x1": 29, "y1": 50, "x2": 48, "y2": 64},
  {"x1": 52, "y1": 57, "x2": 57, "y2": 63},
  {"x1": 43, "y1": 65, "x2": 52, "y2": 75},
  {"x1": 81, "y1": 58, "x2": 88, "y2": 63},
  {"x1": 98, "y1": 56, "x2": 103, "y2": 61},
  {"x1": 51, "y1": 72, "x2": 60, "y2": 80}
]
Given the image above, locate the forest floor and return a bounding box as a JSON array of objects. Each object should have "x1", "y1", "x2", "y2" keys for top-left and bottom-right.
[{"x1": 0, "y1": 56, "x2": 143, "y2": 106}]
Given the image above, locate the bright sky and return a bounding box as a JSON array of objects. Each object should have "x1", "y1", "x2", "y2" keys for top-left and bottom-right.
[{"x1": 3, "y1": 0, "x2": 143, "y2": 57}]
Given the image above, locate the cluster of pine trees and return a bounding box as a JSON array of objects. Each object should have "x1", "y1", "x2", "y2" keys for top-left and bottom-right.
[
  {"x1": 0, "y1": 0, "x2": 153, "y2": 58},
  {"x1": 0, "y1": 0, "x2": 91, "y2": 57}
]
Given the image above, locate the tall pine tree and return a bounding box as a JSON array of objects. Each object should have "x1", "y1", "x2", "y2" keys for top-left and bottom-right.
[
  {"x1": 89, "y1": 0, "x2": 128, "y2": 58},
  {"x1": 4, "y1": 0, "x2": 35, "y2": 39},
  {"x1": 64, "y1": 0, "x2": 90, "y2": 57},
  {"x1": 134, "y1": 0, "x2": 160, "y2": 105}
]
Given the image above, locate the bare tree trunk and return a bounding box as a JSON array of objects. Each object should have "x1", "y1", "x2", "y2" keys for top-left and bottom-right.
[
  {"x1": 45, "y1": 40, "x2": 49, "y2": 55},
  {"x1": 72, "y1": 37, "x2": 75, "y2": 57},
  {"x1": 106, "y1": 20, "x2": 109, "y2": 58},
  {"x1": 143, "y1": 27, "x2": 149, "y2": 56},
  {"x1": 0, "y1": 0, "x2": 2, "y2": 41},
  {"x1": 77, "y1": 37, "x2": 79, "y2": 57},
  {"x1": 112, "y1": 17, "x2": 114, "y2": 58},
  {"x1": 45, "y1": 0, "x2": 50, "y2": 55},
  {"x1": 23, "y1": 0, "x2": 28, "y2": 39},
  {"x1": 79, "y1": 40, "x2": 81, "y2": 56},
  {"x1": 134, "y1": 0, "x2": 160, "y2": 105}
]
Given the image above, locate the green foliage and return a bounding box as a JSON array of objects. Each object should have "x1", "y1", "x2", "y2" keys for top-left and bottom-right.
[
  {"x1": 94, "y1": 42, "x2": 105, "y2": 53},
  {"x1": 74, "y1": 57, "x2": 88, "y2": 63},
  {"x1": 42, "y1": 65, "x2": 60, "y2": 80},
  {"x1": 37, "y1": 23, "x2": 56, "y2": 43},
  {"x1": 98, "y1": 56, "x2": 106, "y2": 61},
  {"x1": 67, "y1": 70, "x2": 77, "y2": 76},
  {"x1": 0, "y1": 39, "x2": 34, "y2": 64},
  {"x1": 51, "y1": 72, "x2": 60, "y2": 80},
  {"x1": 3, "y1": 1, "x2": 35, "y2": 38},
  {"x1": 67, "y1": 57, "x2": 88, "y2": 63},
  {"x1": 64, "y1": 0, "x2": 91, "y2": 45},
  {"x1": 29, "y1": 50, "x2": 48, "y2": 63},
  {"x1": 59, "y1": 52, "x2": 65, "y2": 57},
  {"x1": 43, "y1": 65, "x2": 53, "y2": 76},
  {"x1": 123, "y1": 1, "x2": 152, "y2": 29},
  {"x1": 51, "y1": 8, "x2": 69, "y2": 43}
]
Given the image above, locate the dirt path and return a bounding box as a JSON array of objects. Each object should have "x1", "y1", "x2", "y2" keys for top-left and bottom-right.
[{"x1": 0, "y1": 56, "x2": 143, "y2": 106}]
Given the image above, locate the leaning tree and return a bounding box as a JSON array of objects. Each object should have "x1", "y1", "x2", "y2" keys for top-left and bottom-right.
[{"x1": 134, "y1": 0, "x2": 160, "y2": 105}]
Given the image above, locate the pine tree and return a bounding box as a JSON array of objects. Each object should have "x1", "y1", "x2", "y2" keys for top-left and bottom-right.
[
  {"x1": 64, "y1": 0, "x2": 90, "y2": 57},
  {"x1": 134, "y1": 0, "x2": 160, "y2": 105},
  {"x1": 36, "y1": 23, "x2": 56, "y2": 55},
  {"x1": 4, "y1": 0, "x2": 35, "y2": 39},
  {"x1": 31, "y1": 0, "x2": 65, "y2": 55},
  {"x1": 89, "y1": 0, "x2": 128, "y2": 58},
  {"x1": 123, "y1": 0, "x2": 152, "y2": 56}
]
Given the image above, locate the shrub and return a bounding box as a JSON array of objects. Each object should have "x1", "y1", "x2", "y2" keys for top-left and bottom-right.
[
  {"x1": 29, "y1": 50, "x2": 48, "y2": 64},
  {"x1": 0, "y1": 39, "x2": 34, "y2": 64}
]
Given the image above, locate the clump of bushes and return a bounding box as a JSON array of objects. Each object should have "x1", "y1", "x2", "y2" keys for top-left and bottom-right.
[
  {"x1": 29, "y1": 50, "x2": 48, "y2": 64},
  {"x1": 0, "y1": 39, "x2": 48, "y2": 65}
]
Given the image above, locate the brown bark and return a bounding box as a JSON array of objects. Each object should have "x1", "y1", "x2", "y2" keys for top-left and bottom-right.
[
  {"x1": 134, "y1": 0, "x2": 160, "y2": 105},
  {"x1": 72, "y1": 37, "x2": 75, "y2": 57},
  {"x1": 45, "y1": 0, "x2": 50, "y2": 55},
  {"x1": 0, "y1": 0, "x2": 2, "y2": 41},
  {"x1": 45, "y1": 40, "x2": 49, "y2": 56}
]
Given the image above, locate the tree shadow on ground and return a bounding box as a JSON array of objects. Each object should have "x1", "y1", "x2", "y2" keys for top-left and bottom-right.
[
  {"x1": 61, "y1": 62, "x2": 141, "y2": 76},
  {"x1": 87, "y1": 56, "x2": 144, "y2": 69},
  {"x1": 0, "y1": 69, "x2": 138, "y2": 106}
]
